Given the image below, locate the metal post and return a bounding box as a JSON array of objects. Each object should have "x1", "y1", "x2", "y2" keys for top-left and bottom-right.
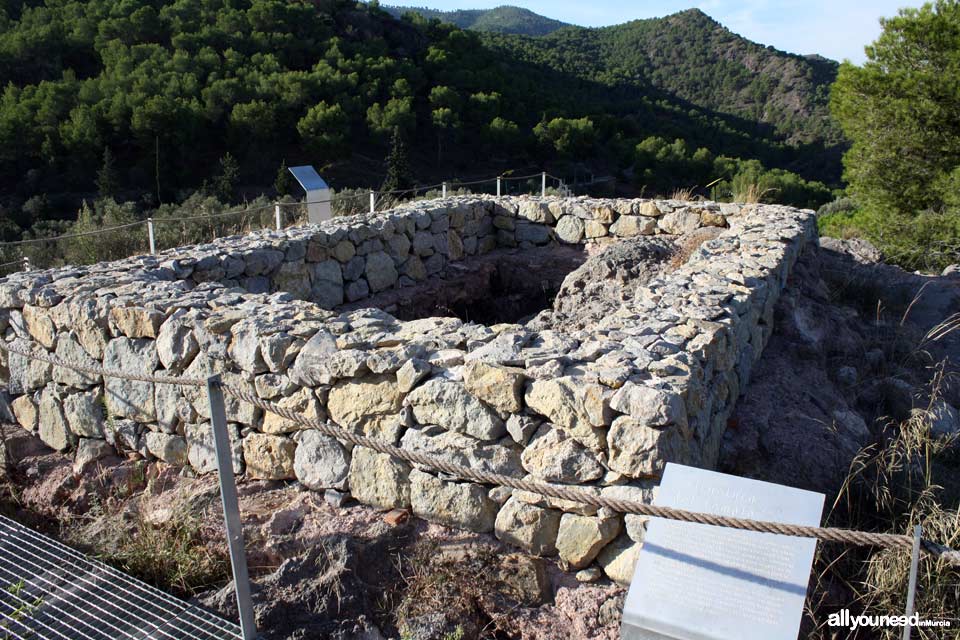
[
  {"x1": 542, "y1": 172, "x2": 547, "y2": 197},
  {"x1": 496, "y1": 176, "x2": 502, "y2": 197},
  {"x1": 147, "y1": 218, "x2": 156, "y2": 255},
  {"x1": 274, "y1": 203, "x2": 282, "y2": 231},
  {"x1": 442, "y1": 182, "x2": 447, "y2": 199},
  {"x1": 206, "y1": 375, "x2": 257, "y2": 640},
  {"x1": 22, "y1": 256, "x2": 30, "y2": 272},
  {"x1": 902, "y1": 524, "x2": 922, "y2": 640},
  {"x1": 369, "y1": 190, "x2": 376, "y2": 214}
]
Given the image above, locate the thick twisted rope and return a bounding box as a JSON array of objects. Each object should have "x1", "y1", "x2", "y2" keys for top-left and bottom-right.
[
  {"x1": 1, "y1": 338, "x2": 959, "y2": 566},
  {"x1": 218, "y1": 384, "x2": 960, "y2": 566},
  {"x1": 0, "y1": 341, "x2": 205, "y2": 387}
]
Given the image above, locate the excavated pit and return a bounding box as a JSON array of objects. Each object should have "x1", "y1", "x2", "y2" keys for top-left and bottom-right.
[
  {"x1": 338, "y1": 237, "x2": 684, "y2": 328},
  {"x1": 337, "y1": 245, "x2": 590, "y2": 326}
]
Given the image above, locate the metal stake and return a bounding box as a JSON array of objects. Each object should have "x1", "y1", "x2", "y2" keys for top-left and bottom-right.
[
  {"x1": 496, "y1": 176, "x2": 502, "y2": 197},
  {"x1": 442, "y1": 182, "x2": 447, "y2": 199},
  {"x1": 903, "y1": 524, "x2": 922, "y2": 640},
  {"x1": 147, "y1": 218, "x2": 156, "y2": 255},
  {"x1": 274, "y1": 203, "x2": 282, "y2": 231},
  {"x1": 542, "y1": 172, "x2": 547, "y2": 197},
  {"x1": 206, "y1": 375, "x2": 257, "y2": 640},
  {"x1": 369, "y1": 190, "x2": 376, "y2": 214}
]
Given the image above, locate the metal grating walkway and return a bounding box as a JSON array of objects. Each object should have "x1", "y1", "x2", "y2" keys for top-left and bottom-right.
[{"x1": 0, "y1": 515, "x2": 241, "y2": 640}]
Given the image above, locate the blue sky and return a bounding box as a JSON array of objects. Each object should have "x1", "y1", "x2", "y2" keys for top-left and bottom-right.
[{"x1": 405, "y1": 1, "x2": 927, "y2": 63}]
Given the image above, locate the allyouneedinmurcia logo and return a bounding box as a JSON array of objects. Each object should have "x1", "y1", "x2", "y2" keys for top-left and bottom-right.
[{"x1": 828, "y1": 609, "x2": 953, "y2": 631}]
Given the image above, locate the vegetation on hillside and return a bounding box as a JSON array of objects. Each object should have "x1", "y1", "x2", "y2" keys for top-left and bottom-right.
[
  {"x1": 823, "y1": 0, "x2": 960, "y2": 272},
  {"x1": 383, "y1": 4, "x2": 567, "y2": 36},
  {"x1": 0, "y1": 0, "x2": 842, "y2": 251}
]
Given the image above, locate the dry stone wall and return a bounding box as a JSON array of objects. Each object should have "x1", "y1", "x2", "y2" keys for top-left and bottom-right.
[{"x1": 0, "y1": 196, "x2": 816, "y2": 583}]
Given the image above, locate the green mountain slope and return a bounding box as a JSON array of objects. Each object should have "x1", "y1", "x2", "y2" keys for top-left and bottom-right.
[
  {"x1": 384, "y1": 4, "x2": 568, "y2": 36},
  {"x1": 0, "y1": 0, "x2": 842, "y2": 244},
  {"x1": 483, "y1": 9, "x2": 840, "y2": 148}
]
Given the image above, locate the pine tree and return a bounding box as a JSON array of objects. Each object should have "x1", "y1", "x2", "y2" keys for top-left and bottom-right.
[
  {"x1": 381, "y1": 127, "x2": 412, "y2": 193},
  {"x1": 213, "y1": 153, "x2": 240, "y2": 202},
  {"x1": 274, "y1": 160, "x2": 293, "y2": 196},
  {"x1": 95, "y1": 148, "x2": 119, "y2": 199}
]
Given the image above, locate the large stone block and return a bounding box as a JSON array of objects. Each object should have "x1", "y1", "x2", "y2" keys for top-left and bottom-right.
[
  {"x1": 494, "y1": 497, "x2": 561, "y2": 556},
  {"x1": 348, "y1": 446, "x2": 410, "y2": 509},
  {"x1": 407, "y1": 378, "x2": 505, "y2": 441},
  {"x1": 294, "y1": 430, "x2": 350, "y2": 491},
  {"x1": 243, "y1": 433, "x2": 296, "y2": 480},
  {"x1": 607, "y1": 416, "x2": 686, "y2": 478},
  {"x1": 520, "y1": 425, "x2": 604, "y2": 483},
  {"x1": 102, "y1": 338, "x2": 158, "y2": 423},
  {"x1": 409, "y1": 469, "x2": 497, "y2": 533},
  {"x1": 556, "y1": 514, "x2": 621, "y2": 569},
  {"x1": 524, "y1": 377, "x2": 609, "y2": 451},
  {"x1": 462, "y1": 361, "x2": 525, "y2": 418}
]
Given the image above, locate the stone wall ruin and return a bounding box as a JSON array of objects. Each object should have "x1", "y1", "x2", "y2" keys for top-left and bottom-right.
[{"x1": 0, "y1": 195, "x2": 816, "y2": 584}]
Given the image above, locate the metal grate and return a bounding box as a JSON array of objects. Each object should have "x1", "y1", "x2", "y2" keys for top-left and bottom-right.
[{"x1": 0, "y1": 515, "x2": 241, "y2": 640}]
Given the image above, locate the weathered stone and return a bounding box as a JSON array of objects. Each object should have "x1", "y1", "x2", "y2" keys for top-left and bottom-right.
[
  {"x1": 53, "y1": 333, "x2": 100, "y2": 388},
  {"x1": 262, "y1": 388, "x2": 324, "y2": 434},
  {"x1": 555, "y1": 216, "x2": 585, "y2": 244},
  {"x1": 102, "y1": 338, "x2": 158, "y2": 422},
  {"x1": 156, "y1": 313, "x2": 199, "y2": 373},
  {"x1": 610, "y1": 382, "x2": 688, "y2": 430},
  {"x1": 332, "y1": 240, "x2": 356, "y2": 263},
  {"x1": 506, "y1": 414, "x2": 540, "y2": 445},
  {"x1": 288, "y1": 329, "x2": 339, "y2": 387},
  {"x1": 274, "y1": 262, "x2": 311, "y2": 299},
  {"x1": 22, "y1": 305, "x2": 56, "y2": 348},
  {"x1": 63, "y1": 389, "x2": 104, "y2": 438},
  {"x1": 74, "y1": 438, "x2": 114, "y2": 473},
  {"x1": 524, "y1": 377, "x2": 608, "y2": 451},
  {"x1": 309, "y1": 260, "x2": 344, "y2": 308},
  {"x1": 294, "y1": 430, "x2": 350, "y2": 491},
  {"x1": 494, "y1": 497, "x2": 561, "y2": 556},
  {"x1": 519, "y1": 201, "x2": 553, "y2": 224},
  {"x1": 660, "y1": 209, "x2": 702, "y2": 235},
  {"x1": 514, "y1": 221, "x2": 550, "y2": 244},
  {"x1": 521, "y1": 426, "x2": 604, "y2": 483},
  {"x1": 110, "y1": 307, "x2": 163, "y2": 339},
  {"x1": 462, "y1": 361, "x2": 525, "y2": 418},
  {"x1": 407, "y1": 379, "x2": 505, "y2": 440},
  {"x1": 261, "y1": 333, "x2": 299, "y2": 373},
  {"x1": 597, "y1": 534, "x2": 641, "y2": 585},
  {"x1": 104, "y1": 418, "x2": 142, "y2": 454},
  {"x1": 11, "y1": 395, "x2": 38, "y2": 432},
  {"x1": 328, "y1": 375, "x2": 403, "y2": 432},
  {"x1": 228, "y1": 319, "x2": 268, "y2": 374},
  {"x1": 243, "y1": 433, "x2": 296, "y2": 480},
  {"x1": 365, "y1": 251, "x2": 398, "y2": 293},
  {"x1": 607, "y1": 416, "x2": 686, "y2": 477},
  {"x1": 348, "y1": 446, "x2": 410, "y2": 509},
  {"x1": 145, "y1": 432, "x2": 188, "y2": 466},
  {"x1": 400, "y1": 428, "x2": 523, "y2": 476},
  {"x1": 185, "y1": 422, "x2": 243, "y2": 475},
  {"x1": 38, "y1": 386, "x2": 75, "y2": 451},
  {"x1": 584, "y1": 220, "x2": 607, "y2": 238},
  {"x1": 7, "y1": 338, "x2": 52, "y2": 394},
  {"x1": 556, "y1": 514, "x2": 621, "y2": 569},
  {"x1": 610, "y1": 215, "x2": 656, "y2": 237},
  {"x1": 409, "y1": 469, "x2": 497, "y2": 533}
]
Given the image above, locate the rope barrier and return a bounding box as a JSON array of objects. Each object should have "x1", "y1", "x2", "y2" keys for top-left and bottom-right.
[
  {"x1": 0, "y1": 171, "x2": 560, "y2": 251},
  {"x1": 0, "y1": 339, "x2": 958, "y2": 567},
  {"x1": 0, "y1": 221, "x2": 147, "y2": 248}
]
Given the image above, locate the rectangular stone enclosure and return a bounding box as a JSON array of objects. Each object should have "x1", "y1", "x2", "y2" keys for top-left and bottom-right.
[{"x1": 0, "y1": 196, "x2": 816, "y2": 584}]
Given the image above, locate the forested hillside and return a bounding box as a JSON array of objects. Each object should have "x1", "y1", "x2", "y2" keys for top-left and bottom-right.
[
  {"x1": 384, "y1": 4, "x2": 568, "y2": 36},
  {"x1": 0, "y1": 0, "x2": 842, "y2": 244}
]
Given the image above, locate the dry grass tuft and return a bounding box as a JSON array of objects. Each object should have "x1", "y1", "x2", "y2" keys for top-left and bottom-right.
[
  {"x1": 670, "y1": 187, "x2": 697, "y2": 202},
  {"x1": 732, "y1": 182, "x2": 778, "y2": 204}
]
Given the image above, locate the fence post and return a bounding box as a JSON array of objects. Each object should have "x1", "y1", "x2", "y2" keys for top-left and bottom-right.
[
  {"x1": 147, "y1": 218, "x2": 156, "y2": 255},
  {"x1": 542, "y1": 172, "x2": 547, "y2": 198},
  {"x1": 22, "y1": 256, "x2": 30, "y2": 272},
  {"x1": 369, "y1": 190, "x2": 376, "y2": 214},
  {"x1": 206, "y1": 375, "x2": 258, "y2": 640},
  {"x1": 902, "y1": 524, "x2": 922, "y2": 640},
  {"x1": 274, "y1": 203, "x2": 282, "y2": 231},
  {"x1": 496, "y1": 176, "x2": 502, "y2": 197},
  {"x1": 442, "y1": 182, "x2": 447, "y2": 199}
]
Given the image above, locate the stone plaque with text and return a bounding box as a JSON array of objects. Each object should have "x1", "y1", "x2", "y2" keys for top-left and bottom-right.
[{"x1": 621, "y1": 464, "x2": 824, "y2": 640}]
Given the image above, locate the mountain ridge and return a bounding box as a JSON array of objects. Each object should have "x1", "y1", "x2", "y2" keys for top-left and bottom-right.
[{"x1": 383, "y1": 4, "x2": 569, "y2": 36}]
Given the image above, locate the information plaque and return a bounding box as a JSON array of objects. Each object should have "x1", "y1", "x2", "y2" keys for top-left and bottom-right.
[{"x1": 621, "y1": 464, "x2": 824, "y2": 640}]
